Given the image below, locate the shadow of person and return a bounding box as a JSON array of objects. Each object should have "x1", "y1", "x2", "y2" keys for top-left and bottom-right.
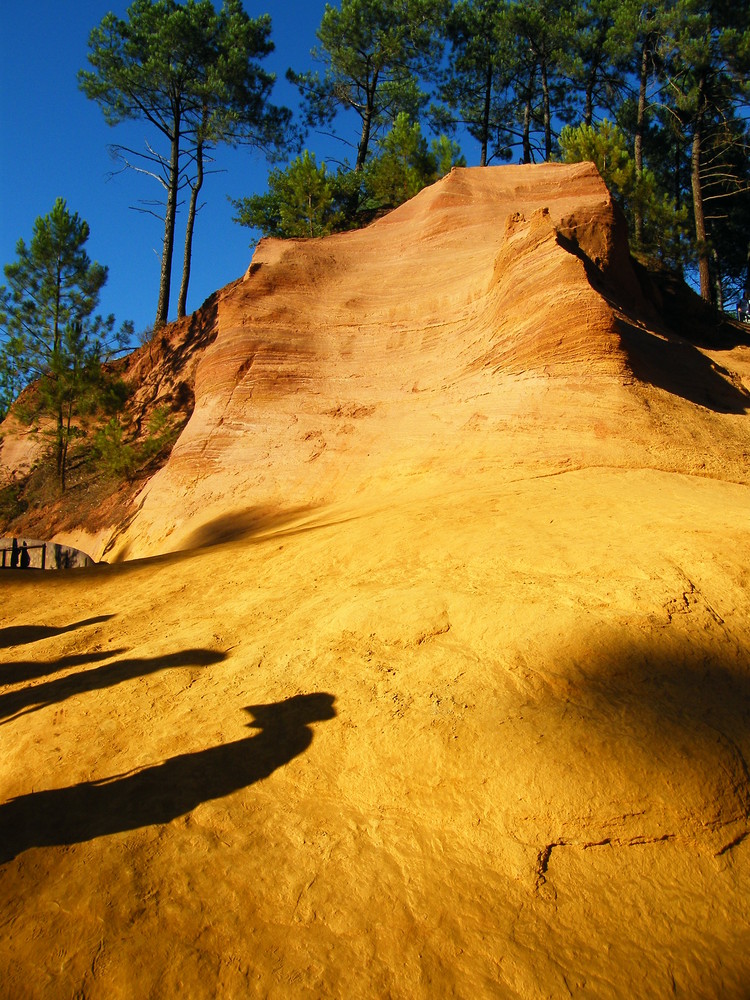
[
  {"x1": 0, "y1": 616, "x2": 116, "y2": 650},
  {"x1": 0, "y1": 693, "x2": 336, "y2": 864}
]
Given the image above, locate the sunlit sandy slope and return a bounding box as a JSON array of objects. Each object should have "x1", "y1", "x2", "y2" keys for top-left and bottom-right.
[{"x1": 1, "y1": 164, "x2": 749, "y2": 998}]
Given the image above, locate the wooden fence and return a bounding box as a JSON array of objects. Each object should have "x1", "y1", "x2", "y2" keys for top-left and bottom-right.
[{"x1": 0, "y1": 542, "x2": 47, "y2": 570}]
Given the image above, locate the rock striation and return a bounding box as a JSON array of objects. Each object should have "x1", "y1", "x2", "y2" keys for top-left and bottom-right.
[{"x1": 64, "y1": 162, "x2": 742, "y2": 562}]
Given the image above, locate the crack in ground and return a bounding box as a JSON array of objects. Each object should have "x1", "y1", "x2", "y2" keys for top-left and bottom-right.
[{"x1": 534, "y1": 833, "x2": 680, "y2": 892}]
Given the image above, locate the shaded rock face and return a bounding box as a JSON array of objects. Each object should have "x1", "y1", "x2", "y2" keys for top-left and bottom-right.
[{"x1": 1, "y1": 164, "x2": 749, "y2": 999}]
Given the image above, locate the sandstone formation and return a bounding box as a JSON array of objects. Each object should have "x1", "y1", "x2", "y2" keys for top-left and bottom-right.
[{"x1": 1, "y1": 163, "x2": 749, "y2": 998}]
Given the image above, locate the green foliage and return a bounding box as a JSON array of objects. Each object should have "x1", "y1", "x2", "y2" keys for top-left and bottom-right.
[
  {"x1": 232, "y1": 151, "x2": 342, "y2": 238},
  {"x1": 506, "y1": 0, "x2": 578, "y2": 162},
  {"x1": 629, "y1": 171, "x2": 691, "y2": 270},
  {"x1": 558, "y1": 0, "x2": 627, "y2": 126},
  {"x1": 365, "y1": 114, "x2": 435, "y2": 206},
  {"x1": 642, "y1": 0, "x2": 750, "y2": 302},
  {"x1": 0, "y1": 481, "x2": 27, "y2": 523},
  {"x1": 288, "y1": 0, "x2": 449, "y2": 174},
  {"x1": 77, "y1": 0, "x2": 750, "y2": 310},
  {"x1": 559, "y1": 119, "x2": 635, "y2": 195},
  {"x1": 93, "y1": 405, "x2": 178, "y2": 480},
  {"x1": 0, "y1": 199, "x2": 132, "y2": 490},
  {"x1": 559, "y1": 120, "x2": 690, "y2": 268},
  {"x1": 90, "y1": 373, "x2": 131, "y2": 417},
  {"x1": 438, "y1": 0, "x2": 515, "y2": 166},
  {"x1": 0, "y1": 354, "x2": 20, "y2": 422},
  {"x1": 79, "y1": 0, "x2": 292, "y2": 326},
  {"x1": 364, "y1": 113, "x2": 465, "y2": 210},
  {"x1": 234, "y1": 118, "x2": 464, "y2": 239},
  {"x1": 141, "y1": 405, "x2": 176, "y2": 460},
  {"x1": 431, "y1": 134, "x2": 467, "y2": 178},
  {"x1": 92, "y1": 418, "x2": 137, "y2": 478}
]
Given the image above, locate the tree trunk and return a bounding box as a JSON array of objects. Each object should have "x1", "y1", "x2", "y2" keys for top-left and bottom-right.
[
  {"x1": 178, "y1": 136, "x2": 204, "y2": 320},
  {"x1": 710, "y1": 248, "x2": 723, "y2": 310},
  {"x1": 584, "y1": 42, "x2": 605, "y2": 129},
  {"x1": 53, "y1": 261, "x2": 62, "y2": 354},
  {"x1": 56, "y1": 407, "x2": 64, "y2": 485},
  {"x1": 523, "y1": 95, "x2": 532, "y2": 164},
  {"x1": 60, "y1": 399, "x2": 73, "y2": 492},
  {"x1": 480, "y1": 62, "x2": 493, "y2": 167},
  {"x1": 690, "y1": 79, "x2": 712, "y2": 303},
  {"x1": 54, "y1": 262, "x2": 63, "y2": 482},
  {"x1": 634, "y1": 46, "x2": 647, "y2": 175},
  {"x1": 356, "y1": 110, "x2": 371, "y2": 172},
  {"x1": 355, "y1": 69, "x2": 379, "y2": 173},
  {"x1": 155, "y1": 123, "x2": 181, "y2": 330},
  {"x1": 541, "y1": 60, "x2": 551, "y2": 161},
  {"x1": 634, "y1": 42, "x2": 649, "y2": 246},
  {"x1": 691, "y1": 130, "x2": 712, "y2": 302}
]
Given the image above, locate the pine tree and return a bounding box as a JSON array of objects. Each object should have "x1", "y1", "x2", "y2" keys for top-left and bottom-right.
[
  {"x1": 288, "y1": 0, "x2": 449, "y2": 177},
  {"x1": 439, "y1": 0, "x2": 515, "y2": 166},
  {"x1": 79, "y1": 0, "x2": 290, "y2": 328},
  {"x1": 560, "y1": 0, "x2": 627, "y2": 128},
  {"x1": 658, "y1": 0, "x2": 750, "y2": 302},
  {"x1": 364, "y1": 113, "x2": 464, "y2": 209},
  {"x1": 559, "y1": 120, "x2": 689, "y2": 267},
  {"x1": 232, "y1": 152, "x2": 341, "y2": 239},
  {"x1": 0, "y1": 200, "x2": 131, "y2": 490},
  {"x1": 507, "y1": 0, "x2": 575, "y2": 162}
]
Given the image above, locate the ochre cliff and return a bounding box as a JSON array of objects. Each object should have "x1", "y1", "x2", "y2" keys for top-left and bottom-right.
[{"x1": 33, "y1": 162, "x2": 736, "y2": 562}]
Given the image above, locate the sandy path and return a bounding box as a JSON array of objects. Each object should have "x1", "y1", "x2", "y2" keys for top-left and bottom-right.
[{"x1": 1, "y1": 458, "x2": 749, "y2": 998}]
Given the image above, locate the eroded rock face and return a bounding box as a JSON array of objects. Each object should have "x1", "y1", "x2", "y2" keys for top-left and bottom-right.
[
  {"x1": 100, "y1": 164, "x2": 674, "y2": 559},
  {"x1": 4, "y1": 163, "x2": 747, "y2": 561}
]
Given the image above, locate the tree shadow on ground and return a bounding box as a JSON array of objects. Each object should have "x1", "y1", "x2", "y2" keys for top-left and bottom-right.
[
  {"x1": 107, "y1": 503, "x2": 351, "y2": 563},
  {"x1": 569, "y1": 643, "x2": 750, "y2": 747},
  {"x1": 0, "y1": 615, "x2": 115, "y2": 650},
  {"x1": 77, "y1": 501, "x2": 362, "y2": 567},
  {"x1": 0, "y1": 648, "x2": 227, "y2": 724},
  {"x1": 523, "y1": 639, "x2": 750, "y2": 853},
  {"x1": 182, "y1": 504, "x2": 319, "y2": 550},
  {"x1": 0, "y1": 693, "x2": 336, "y2": 864},
  {"x1": 2, "y1": 649, "x2": 129, "y2": 686}
]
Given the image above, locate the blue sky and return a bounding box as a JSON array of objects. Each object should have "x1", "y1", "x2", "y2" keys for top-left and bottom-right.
[{"x1": 0, "y1": 1, "x2": 337, "y2": 339}]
